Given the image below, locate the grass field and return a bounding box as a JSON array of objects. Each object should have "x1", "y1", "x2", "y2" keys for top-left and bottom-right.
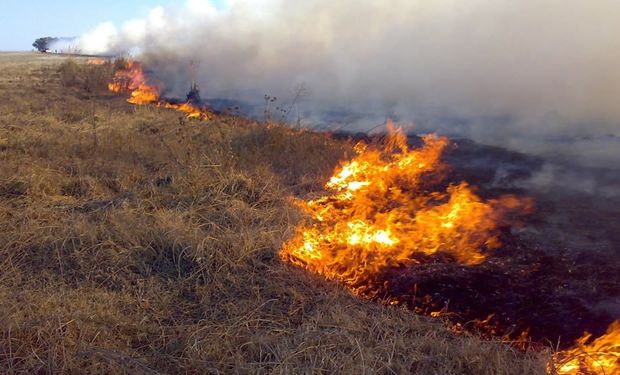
[{"x1": 0, "y1": 52, "x2": 548, "y2": 374}]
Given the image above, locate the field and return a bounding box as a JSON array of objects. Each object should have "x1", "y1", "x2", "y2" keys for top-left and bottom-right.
[{"x1": 0, "y1": 52, "x2": 551, "y2": 374}]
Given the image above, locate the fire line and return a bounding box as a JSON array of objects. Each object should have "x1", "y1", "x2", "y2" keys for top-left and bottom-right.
[
  {"x1": 101, "y1": 59, "x2": 619, "y2": 375},
  {"x1": 279, "y1": 123, "x2": 619, "y2": 375}
]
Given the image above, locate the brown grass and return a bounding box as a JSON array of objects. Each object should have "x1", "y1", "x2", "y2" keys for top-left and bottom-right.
[{"x1": 0, "y1": 52, "x2": 548, "y2": 374}]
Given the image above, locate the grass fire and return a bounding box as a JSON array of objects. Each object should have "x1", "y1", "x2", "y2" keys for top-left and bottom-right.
[
  {"x1": 101, "y1": 57, "x2": 620, "y2": 374},
  {"x1": 103, "y1": 57, "x2": 618, "y2": 374},
  {"x1": 281, "y1": 125, "x2": 530, "y2": 287},
  {"x1": 2, "y1": 1, "x2": 620, "y2": 374},
  {"x1": 1, "y1": 50, "x2": 618, "y2": 375},
  {"x1": 553, "y1": 322, "x2": 620, "y2": 375},
  {"x1": 278, "y1": 121, "x2": 619, "y2": 375},
  {"x1": 105, "y1": 60, "x2": 210, "y2": 120}
]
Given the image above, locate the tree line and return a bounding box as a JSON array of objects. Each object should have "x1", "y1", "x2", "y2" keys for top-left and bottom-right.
[{"x1": 32, "y1": 37, "x2": 76, "y2": 53}]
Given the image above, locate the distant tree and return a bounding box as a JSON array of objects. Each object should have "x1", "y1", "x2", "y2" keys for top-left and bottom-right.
[{"x1": 32, "y1": 37, "x2": 58, "y2": 53}]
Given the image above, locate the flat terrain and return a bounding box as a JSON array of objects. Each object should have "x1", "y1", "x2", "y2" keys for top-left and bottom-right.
[{"x1": 0, "y1": 53, "x2": 549, "y2": 374}]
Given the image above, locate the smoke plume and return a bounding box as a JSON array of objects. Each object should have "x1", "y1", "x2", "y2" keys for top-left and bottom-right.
[{"x1": 78, "y1": 0, "x2": 620, "y2": 167}]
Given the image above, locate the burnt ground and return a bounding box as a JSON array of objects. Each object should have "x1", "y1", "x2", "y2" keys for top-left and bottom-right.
[
  {"x1": 375, "y1": 237, "x2": 620, "y2": 349},
  {"x1": 333, "y1": 132, "x2": 620, "y2": 349}
]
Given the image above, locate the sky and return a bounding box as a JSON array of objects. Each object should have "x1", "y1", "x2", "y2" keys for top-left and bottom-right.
[{"x1": 0, "y1": 0, "x2": 178, "y2": 51}]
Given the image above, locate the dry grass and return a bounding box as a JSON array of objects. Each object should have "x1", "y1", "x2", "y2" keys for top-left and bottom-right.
[{"x1": 0, "y1": 52, "x2": 548, "y2": 374}]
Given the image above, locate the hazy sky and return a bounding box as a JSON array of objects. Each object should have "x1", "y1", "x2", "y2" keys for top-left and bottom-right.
[{"x1": 0, "y1": 0, "x2": 178, "y2": 51}]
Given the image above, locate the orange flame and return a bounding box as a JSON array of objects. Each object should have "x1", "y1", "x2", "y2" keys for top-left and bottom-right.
[
  {"x1": 553, "y1": 321, "x2": 620, "y2": 375},
  {"x1": 87, "y1": 58, "x2": 107, "y2": 65},
  {"x1": 108, "y1": 61, "x2": 159, "y2": 104},
  {"x1": 108, "y1": 60, "x2": 209, "y2": 120},
  {"x1": 280, "y1": 123, "x2": 531, "y2": 292}
]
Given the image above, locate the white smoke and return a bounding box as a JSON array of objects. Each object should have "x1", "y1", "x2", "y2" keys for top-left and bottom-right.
[{"x1": 77, "y1": 0, "x2": 620, "y2": 167}]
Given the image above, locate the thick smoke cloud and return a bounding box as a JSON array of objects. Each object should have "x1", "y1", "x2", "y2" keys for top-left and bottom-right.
[{"x1": 78, "y1": 0, "x2": 620, "y2": 167}]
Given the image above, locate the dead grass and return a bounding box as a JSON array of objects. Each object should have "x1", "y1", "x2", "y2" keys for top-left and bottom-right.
[{"x1": 0, "y1": 53, "x2": 548, "y2": 374}]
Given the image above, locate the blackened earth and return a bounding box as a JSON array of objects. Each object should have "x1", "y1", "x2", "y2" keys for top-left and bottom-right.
[{"x1": 330, "y1": 132, "x2": 620, "y2": 349}]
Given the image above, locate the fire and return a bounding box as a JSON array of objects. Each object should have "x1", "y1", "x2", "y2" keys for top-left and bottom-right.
[
  {"x1": 162, "y1": 102, "x2": 203, "y2": 119},
  {"x1": 87, "y1": 58, "x2": 107, "y2": 65},
  {"x1": 553, "y1": 321, "x2": 620, "y2": 375},
  {"x1": 108, "y1": 60, "x2": 209, "y2": 120},
  {"x1": 128, "y1": 85, "x2": 160, "y2": 105},
  {"x1": 281, "y1": 123, "x2": 530, "y2": 292},
  {"x1": 107, "y1": 61, "x2": 154, "y2": 100},
  {"x1": 278, "y1": 123, "x2": 618, "y2": 374}
]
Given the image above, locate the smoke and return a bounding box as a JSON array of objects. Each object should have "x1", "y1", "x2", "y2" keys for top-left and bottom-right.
[
  {"x1": 517, "y1": 162, "x2": 620, "y2": 198},
  {"x1": 77, "y1": 0, "x2": 620, "y2": 167}
]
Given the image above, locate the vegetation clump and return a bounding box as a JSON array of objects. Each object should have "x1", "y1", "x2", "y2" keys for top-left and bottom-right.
[{"x1": 58, "y1": 59, "x2": 116, "y2": 92}]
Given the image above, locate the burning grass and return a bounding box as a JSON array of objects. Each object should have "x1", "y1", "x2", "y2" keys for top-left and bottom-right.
[
  {"x1": 107, "y1": 60, "x2": 210, "y2": 120},
  {"x1": 281, "y1": 124, "x2": 532, "y2": 290},
  {"x1": 281, "y1": 123, "x2": 619, "y2": 374},
  {"x1": 553, "y1": 321, "x2": 620, "y2": 375},
  {"x1": 0, "y1": 53, "x2": 549, "y2": 374}
]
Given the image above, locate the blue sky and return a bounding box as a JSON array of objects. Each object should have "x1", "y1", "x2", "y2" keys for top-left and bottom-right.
[{"x1": 0, "y1": 0, "x2": 180, "y2": 51}]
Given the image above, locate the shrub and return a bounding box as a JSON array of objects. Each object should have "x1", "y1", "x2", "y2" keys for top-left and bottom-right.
[
  {"x1": 58, "y1": 59, "x2": 80, "y2": 87},
  {"x1": 113, "y1": 57, "x2": 129, "y2": 71},
  {"x1": 83, "y1": 64, "x2": 114, "y2": 93},
  {"x1": 58, "y1": 59, "x2": 114, "y2": 93}
]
